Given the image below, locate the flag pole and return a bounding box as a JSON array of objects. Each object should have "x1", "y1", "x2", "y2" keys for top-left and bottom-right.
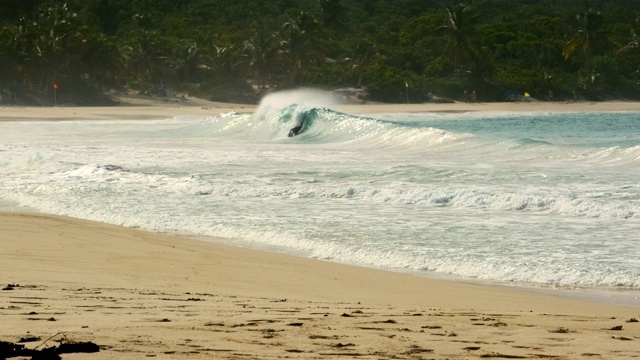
[
  {"x1": 53, "y1": 82, "x2": 57, "y2": 106},
  {"x1": 405, "y1": 81, "x2": 409, "y2": 104}
]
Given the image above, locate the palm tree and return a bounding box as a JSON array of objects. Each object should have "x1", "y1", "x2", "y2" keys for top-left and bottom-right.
[
  {"x1": 279, "y1": 11, "x2": 327, "y2": 85},
  {"x1": 10, "y1": 3, "x2": 84, "y2": 92},
  {"x1": 0, "y1": 27, "x2": 11, "y2": 80},
  {"x1": 241, "y1": 28, "x2": 278, "y2": 89},
  {"x1": 0, "y1": 20, "x2": 28, "y2": 85},
  {"x1": 317, "y1": 0, "x2": 347, "y2": 37},
  {"x1": 82, "y1": 33, "x2": 123, "y2": 90},
  {"x1": 122, "y1": 30, "x2": 171, "y2": 89},
  {"x1": 617, "y1": 16, "x2": 640, "y2": 88},
  {"x1": 174, "y1": 40, "x2": 200, "y2": 83},
  {"x1": 41, "y1": 4, "x2": 85, "y2": 79},
  {"x1": 347, "y1": 39, "x2": 379, "y2": 88},
  {"x1": 209, "y1": 45, "x2": 236, "y2": 80},
  {"x1": 618, "y1": 16, "x2": 640, "y2": 56},
  {"x1": 562, "y1": 8, "x2": 603, "y2": 71},
  {"x1": 438, "y1": 4, "x2": 478, "y2": 74}
]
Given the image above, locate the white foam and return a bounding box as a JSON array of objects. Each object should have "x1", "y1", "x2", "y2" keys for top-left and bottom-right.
[{"x1": 1, "y1": 111, "x2": 639, "y2": 292}]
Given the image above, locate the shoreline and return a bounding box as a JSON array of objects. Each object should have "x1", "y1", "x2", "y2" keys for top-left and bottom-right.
[
  {"x1": 2, "y1": 99, "x2": 640, "y2": 122},
  {"x1": 178, "y1": 230, "x2": 640, "y2": 310},
  {"x1": 1, "y1": 212, "x2": 639, "y2": 359},
  {"x1": 4, "y1": 205, "x2": 640, "y2": 309}
]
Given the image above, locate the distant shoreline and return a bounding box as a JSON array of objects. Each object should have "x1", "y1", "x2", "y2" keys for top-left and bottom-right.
[{"x1": 2, "y1": 99, "x2": 640, "y2": 122}]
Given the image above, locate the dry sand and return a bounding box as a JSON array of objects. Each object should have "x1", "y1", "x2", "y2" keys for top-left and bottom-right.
[
  {"x1": 2, "y1": 91, "x2": 640, "y2": 121},
  {"x1": 1, "y1": 98, "x2": 639, "y2": 358}
]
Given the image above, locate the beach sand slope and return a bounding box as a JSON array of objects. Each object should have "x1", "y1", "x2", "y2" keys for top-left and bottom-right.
[{"x1": 1, "y1": 212, "x2": 638, "y2": 359}]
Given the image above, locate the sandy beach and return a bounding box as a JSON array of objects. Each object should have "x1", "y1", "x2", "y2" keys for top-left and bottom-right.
[
  {"x1": 1, "y1": 212, "x2": 639, "y2": 360},
  {"x1": 2, "y1": 98, "x2": 639, "y2": 359},
  {"x1": 2, "y1": 90, "x2": 640, "y2": 121}
]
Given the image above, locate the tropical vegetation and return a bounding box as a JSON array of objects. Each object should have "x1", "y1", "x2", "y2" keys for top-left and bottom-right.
[{"x1": 1, "y1": 0, "x2": 640, "y2": 105}]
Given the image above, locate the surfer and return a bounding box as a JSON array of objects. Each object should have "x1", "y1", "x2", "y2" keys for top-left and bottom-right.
[
  {"x1": 288, "y1": 124, "x2": 303, "y2": 137},
  {"x1": 288, "y1": 112, "x2": 306, "y2": 137}
]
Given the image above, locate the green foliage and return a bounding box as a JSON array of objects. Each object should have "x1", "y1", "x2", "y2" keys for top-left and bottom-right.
[
  {"x1": 2, "y1": 0, "x2": 640, "y2": 105},
  {"x1": 365, "y1": 65, "x2": 410, "y2": 103},
  {"x1": 193, "y1": 78, "x2": 258, "y2": 104}
]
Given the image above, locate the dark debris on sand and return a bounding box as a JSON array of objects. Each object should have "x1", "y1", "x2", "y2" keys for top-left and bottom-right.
[{"x1": 0, "y1": 339, "x2": 99, "y2": 359}]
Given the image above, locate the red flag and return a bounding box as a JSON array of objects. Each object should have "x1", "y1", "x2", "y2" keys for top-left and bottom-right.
[{"x1": 53, "y1": 83, "x2": 58, "y2": 89}]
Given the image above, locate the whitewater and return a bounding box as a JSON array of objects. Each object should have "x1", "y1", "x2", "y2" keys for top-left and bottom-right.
[{"x1": 1, "y1": 90, "x2": 639, "y2": 305}]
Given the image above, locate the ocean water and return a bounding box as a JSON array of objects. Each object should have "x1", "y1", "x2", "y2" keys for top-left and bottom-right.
[{"x1": 2, "y1": 91, "x2": 639, "y2": 305}]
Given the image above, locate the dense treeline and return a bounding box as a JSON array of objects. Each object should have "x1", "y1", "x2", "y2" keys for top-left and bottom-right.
[{"x1": 1, "y1": 0, "x2": 640, "y2": 105}]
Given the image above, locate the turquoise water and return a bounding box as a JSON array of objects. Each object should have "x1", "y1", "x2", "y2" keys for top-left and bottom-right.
[
  {"x1": 402, "y1": 111, "x2": 639, "y2": 148},
  {"x1": 1, "y1": 91, "x2": 639, "y2": 306}
]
